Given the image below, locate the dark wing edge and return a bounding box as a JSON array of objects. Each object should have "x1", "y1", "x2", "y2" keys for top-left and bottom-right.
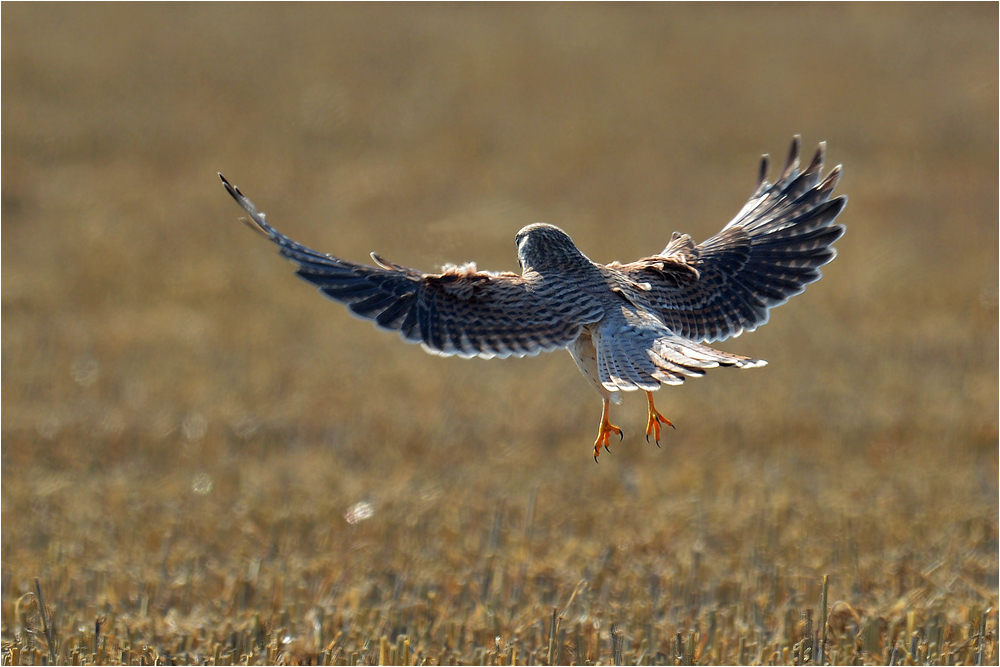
[
  {"x1": 618, "y1": 137, "x2": 847, "y2": 343},
  {"x1": 219, "y1": 174, "x2": 604, "y2": 359}
]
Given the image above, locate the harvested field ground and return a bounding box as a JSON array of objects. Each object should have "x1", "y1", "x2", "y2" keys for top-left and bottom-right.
[{"x1": 2, "y1": 4, "x2": 997, "y2": 665}]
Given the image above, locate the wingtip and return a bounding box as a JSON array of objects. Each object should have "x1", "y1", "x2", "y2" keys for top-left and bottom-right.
[
  {"x1": 757, "y1": 154, "x2": 770, "y2": 187},
  {"x1": 219, "y1": 172, "x2": 243, "y2": 203},
  {"x1": 821, "y1": 163, "x2": 843, "y2": 191},
  {"x1": 780, "y1": 136, "x2": 802, "y2": 179},
  {"x1": 219, "y1": 174, "x2": 275, "y2": 238},
  {"x1": 811, "y1": 141, "x2": 827, "y2": 168}
]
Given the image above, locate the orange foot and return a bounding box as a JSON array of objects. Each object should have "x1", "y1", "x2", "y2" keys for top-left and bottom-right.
[
  {"x1": 644, "y1": 391, "x2": 675, "y2": 446},
  {"x1": 593, "y1": 397, "x2": 623, "y2": 462}
]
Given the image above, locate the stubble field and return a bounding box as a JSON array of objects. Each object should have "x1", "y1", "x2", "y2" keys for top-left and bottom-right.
[{"x1": 2, "y1": 4, "x2": 997, "y2": 665}]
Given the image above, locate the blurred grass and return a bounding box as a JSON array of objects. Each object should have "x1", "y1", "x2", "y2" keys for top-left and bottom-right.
[{"x1": 2, "y1": 4, "x2": 997, "y2": 665}]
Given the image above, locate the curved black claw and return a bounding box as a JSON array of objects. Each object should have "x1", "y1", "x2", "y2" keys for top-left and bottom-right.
[
  {"x1": 619, "y1": 430, "x2": 624, "y2": 442},
  {"x1": 594, "y1": 454, "x2": 599, "y2": 464}
]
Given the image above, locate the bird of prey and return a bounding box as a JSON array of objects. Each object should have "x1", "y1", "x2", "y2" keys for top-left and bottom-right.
[{"x1": 220, "y1": 137, "x2": 846, "y2": 461}]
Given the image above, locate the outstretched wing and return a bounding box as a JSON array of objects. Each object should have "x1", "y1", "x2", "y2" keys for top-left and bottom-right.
[
  {"x1": 220, "y1": 174, "x2": 605, "y2": 359},
  {"x1": 618, "y1": 137, "x2": 847, "y2": 343}
]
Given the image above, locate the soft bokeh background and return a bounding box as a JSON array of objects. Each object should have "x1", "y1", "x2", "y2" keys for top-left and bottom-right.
[{"x1": 2, "y1": 4, "x2": 996, "y2": 665}]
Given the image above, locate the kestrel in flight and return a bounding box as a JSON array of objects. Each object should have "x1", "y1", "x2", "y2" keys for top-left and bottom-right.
[{"x1": 221, "y1": 137, "x2": 846, "y2": 461}]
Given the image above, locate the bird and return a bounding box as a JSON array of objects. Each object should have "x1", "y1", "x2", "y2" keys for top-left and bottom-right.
[{"x1": 220, "y1": 137, "x2": 846, "y2": 461}]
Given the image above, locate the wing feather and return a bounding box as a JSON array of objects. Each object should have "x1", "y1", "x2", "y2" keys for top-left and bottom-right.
[
  {"x1": 616, "y1": 138, "x2": 846, "y2": 343},
  {"x1": 220, "y1": 174, "x2": 605, "y2": 358}
]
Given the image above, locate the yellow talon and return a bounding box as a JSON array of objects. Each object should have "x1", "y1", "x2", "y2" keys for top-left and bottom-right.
[
  {"x1": 593, "y1": 397, "x2": 623, "y2": 462},
  {"x1": 645, "y1": 391, "x2": 675, "y2": 446}
]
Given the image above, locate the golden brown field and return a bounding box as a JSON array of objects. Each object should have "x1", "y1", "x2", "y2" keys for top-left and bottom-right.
[{"x1": 2, "y1": 4, "x2": 997, "y2": 665}]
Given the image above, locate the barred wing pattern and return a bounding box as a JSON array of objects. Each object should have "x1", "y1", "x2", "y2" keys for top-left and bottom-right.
[
  {"x1": 220, "y1": 175, "x2": 605, "y2": 359},
  {"x1": 618, "y1": 137, "x2": 846, "y2": 343}
]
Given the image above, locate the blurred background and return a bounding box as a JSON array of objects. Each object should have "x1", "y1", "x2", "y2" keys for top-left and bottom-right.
[{"x1": 2, "y1": 4, "x2": 996, "y2": 665}]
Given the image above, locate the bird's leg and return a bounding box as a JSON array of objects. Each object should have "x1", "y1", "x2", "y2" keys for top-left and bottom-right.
[
  {"x1": 644, "y1": 391, "x2": 675, "y2": 446},
  {"x1": 593, "y1": 397, "x2": 623, "y2": 462}
]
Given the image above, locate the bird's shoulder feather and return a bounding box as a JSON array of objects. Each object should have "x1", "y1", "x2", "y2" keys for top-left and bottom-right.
[{"x1": 425, "y1": 262, "x2": 522, "y2": 301}]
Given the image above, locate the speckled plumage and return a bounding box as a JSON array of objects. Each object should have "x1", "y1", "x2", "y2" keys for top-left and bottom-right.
[{"x1": 220, "y1": 137, "x2": 846, "y2": 460}]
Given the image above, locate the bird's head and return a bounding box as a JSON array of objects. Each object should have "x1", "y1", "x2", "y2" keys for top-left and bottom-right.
[{"x1": 514, "y1": 223, "x2": 589, "y2": 273}]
